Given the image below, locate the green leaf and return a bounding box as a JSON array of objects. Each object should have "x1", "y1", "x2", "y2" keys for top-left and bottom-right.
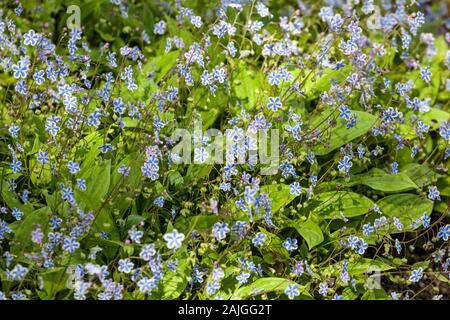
[
  {"x1": 361, "y1": 289, "x2": 389, "y2": 300},
  {"x1": 401, "y1": 163, "x2": 441, "y2": 188},
  {"x1": 168, "y1": 171, "x2": 184, "y2": 189},
  {"x1": 419, "y1": 108, "x2": 450, "y2": 130},
  {"x1": 184, "y1": 164, "x2": 212, "y2": 185},
  {"x1": 231, "y1": 277, "x2": 310, "y2": 299},
  {"x1": 39, "y1": 267, "x2": 68, "y2": 299},
  {"x1": 76, "y1": 132, "x2": 104, "y2": 175},
  {"x1": 257, "y1": 227, "x2": 290, "y2": 259},
  {"x1": 200, "y1": 107, "x2": 221, "y2": 129},
  {"x1": 345, "y1": 168, "x2": 418, "y2": 192},
  {"x1": 412, "y1": 260, "x2": 430, "y2": 270},
  {"x1": 323, "y1": 258, "x2": 394, "y2": 276},
  {"x1": 1, "y1": 180, "x2": 34, "y2": 214},
  {"x1": 96, "y1": 28, "x2": 115, "y2": 42},
  {"x1": 93, "y1": 208, "x2": 119, "y2": 240},
  {"x1": 234, "y1": 63, "x2": 264, "y2": 110},
  {"x1": 174, "y1": 215, "x2": 219, "y2": 234},
  {"x1": 121, "y1": 117, "x2": 139, "y2": 128},
  {"x1": 311, "y1": 110, "x2": 377, "y2": 155},
  {"x1": 377, "y1": 194, "x2": 434, "y2": 231},
  {"x1": 10, "y1": 206, "x2": 51, "y2": 255},
  {"x1": 125, "y1": 214, "x2": 146, "y2": 230},
  {"x1": 144, "y1": 50, "x2": 180, "y2": 83},
  {"x1": 379, "y1": 47, "x2": 396, "y2": 68},
  {"x1": 159, "y1": 247, "x2": 191, "y2": 299},
  {"x1": 437, "y1": 176, "x2": 450, "y2": 196},
  {"x1": 348, "y1": 258, "x2": 394, "y2": 274},
  {"x1": 312, "y1": 191, "x2": 374, "y2": 219},
  {"x1": 75, "y1": 161, "x2": 116, "y2": 239},
  {"x1": 342, "y1": 287, "x2": 359, "y2": 300},
  {"x1": 259, "y1": 184, "x2": 297, "y2": 213},
  {"x1": 432, "y1": 35, "x2": 448, "y2": 66},
  {"x1": 303, "y1": 65, "x2": 352, "y2": 100},
  {"x1": 77, "y1": 160, "x2": 111, "y2": 210},
  {"x1": 291, "y1": 219, "x2": 324, "y2": 250}
]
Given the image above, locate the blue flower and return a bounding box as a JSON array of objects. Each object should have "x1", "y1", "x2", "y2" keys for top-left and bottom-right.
[
  {"x1": 200, "y1": 70, "x2": 213, "y2": 86},
  {"x1": 356, "y1": 238, "x2": 368, "y2": 254},
  {"x1": 37, "y1": 150, "x2": 49, "y2": 165},
  {"x1": 347, "y1": 235, "x2": 359, "y2": 249},
  {"x1": 212, "y1": 222, "x2": 230, "y2": 241},
  {"x1": 256, "y1": 2, "x2": 270, "y2": 17},
  {"x1": 212, "y1": 67, "x2": 226, "y2": 83},
  {"x1": 267, "y1": 71, "x2": 281, "y2": 85},
  {"x1": 61, "y1": 184, "x2": 75, "y2": 204},
  {"x1": 409, "y1": 267, "x2": 423, "y2": 283},
  {"x1": 154, "y1": 196, "x2": 165, "y2": 208},
  {"x1": 140, "y1": 244, "x2": 156, "y2": 261},
  {"x1": 306, "y1": 151, "x2": 315, "y2": 164},
  {"x1": 190, "y1": 16, "x2": 203, "y2": 28},
  {"x1": 23, "y1": 29, "x2": 40, "y2": 46},
  {"x1": 362, "y1": 223, "x2": 374, "y2": 236},
  {"x1": 439, "y1": 121, "x2": 450, "y2": 141},
  {"x1": 206, "y1": 281, "x2": 220, "y2": 295},
  {"x1": 7, "y1": 264, "x2": 29, "y2": 281},
  {"x1": 128, "y1": 226, "x2": 143, "y2": 244},
  {"x1": 62, "y1": 237, "x2": 80, "y2": 254},
  {"x1": 163, "y1": 229, "x2": 185, "y2": 250},
  {"x1": 67, "y1": 161, "x2": 80, "y2": 174},
  {"x1": 252, "y1": 232, "x2": 267, "y2": 247},
  {"x1": 118, "y1": 165, "x2": 131, "y2": 176},
  {"x1": 49, "y1": 216, "x2": 62, "y2": 230},
  {"x1": 337, "y1": 156, "x2": 353, "y2": 173},
  {"x1": 437, "y1": 225, "x2": 450, "y2": 241},
  {"x1": 421, "y1": 212, "x2": 431, "y2": 228},
  {"x1": 12, "y1": 61, "x2": 28, "y2": 79},
  {"x1": 393, "y1": 217, "x2": 403, "y2": 231},
  {"x1": 289, "y1": 182, "x2": 302, "y2": 196},
  {"x1": 395, "y1": 239, "x2": 402, "y2": 254},
  {"x1": 153, "y1": 21, "x2": 166, "y2": 35},
  {"x1": 45, "y1": 114, "x2": 61, "y2": 137},
  {"x1": 63, "y1": 94, "x2": 77, "y2": 114},
  {"x1": 236, "y1": 272, "x2": 250, "y2": 284},
  {"x1": 8, "y1": 123, "x2": 20, "y2": 138},
  {"x1": 390, "y1": 162, "x2": 398, "y2": 174},
  {"x1": 243, "y1": 186, "x2": 256, "y2": 204},
  {"x1": 212, "y1": 268, "x2": 225, "y2": 281},
  {"x1": 192, "y1": 266, "x2": 205, "y2": 284},
  {"x1": 339, "y1": 105, "x2": 352, "y2": 121},
  {"x1": 118, "y1": 258, "x2": 134, "y2": 274},
  {"x1": 285, "y1": 283, "x2": 300, "y2": 300},
  {"x1": 10, "y1": 158, "x2": 22, "y2": 174},
  {"x1": 11, "y1": 208, "x2": 23, "y2": 221},
  {"x1": 283, "y1": 237, "x2": 298, "y2": 252},
  {"x1": 420, "y1": 66, "x2": 432, "y2": 84},
  {"x1": 267, "y1": 96, "x2": 282, "y2": 112},
  {"x1": 194, "y1": 147, "x2": 209, "y2": 164},
  {"x1": 357, "y1": 144, "x2": 365, "y2": 158},
  {"x1": 428, "y1": 186, "x2": 440, "y2": 201},
  {"x1": 98, "y1": 144, "x2": 113, "y2": 154},
  {"x1": 137, "y1": 277, "x2": 157, "y2": 293},
  {"x1": 318, "y1": 282, "x2": 329, "y2": 296},
  {"x1": 76, "y1": 178, "x2": 86, "y2": 191}
]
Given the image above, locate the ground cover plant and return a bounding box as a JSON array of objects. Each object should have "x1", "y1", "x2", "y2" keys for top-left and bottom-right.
[{"x1": 0, "y1": 0, "x2": 449, "y2": 300}]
